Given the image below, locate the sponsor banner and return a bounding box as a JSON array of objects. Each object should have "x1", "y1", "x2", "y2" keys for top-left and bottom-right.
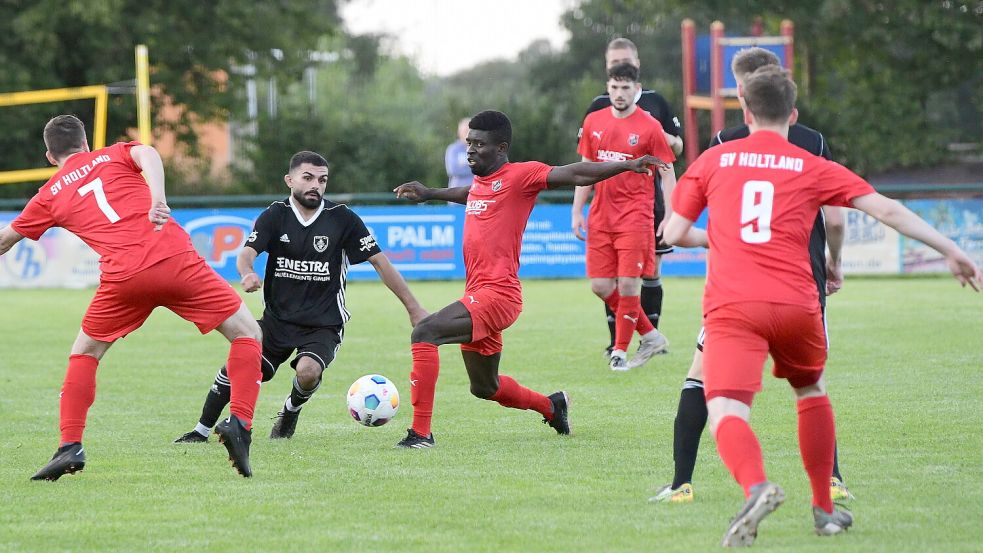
[
  {"x1": 901, "y1": 199, "x2": 983, "y2": 273},
  {"x1": 0, "y1": 215, "x2": 100, "y2": 288},
  {"x1": 841, "y1": 209, "x2": 901, "y2": 274}
]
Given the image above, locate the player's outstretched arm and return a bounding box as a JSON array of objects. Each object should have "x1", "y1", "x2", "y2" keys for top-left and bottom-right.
[
  {"x1": 663, "y1": 213, "x2": 708, "y2": 248},
  {"x1": 236, "y1": 245, "x2": 262, "y2": 293},
  {"x1": 368, "y1": 252, "x2": 429, "y2": 326},
  {"x1": 852, "y1": 193, "x2": 982, "y2": 290},
  {"x1": 546, "y1": 155, "x2": 668, "y2": 189},
  {"x1": 394, "y1": 181, "x2": 470, "y2": 205},
  {"x1": 130, "y1": 145, "x2": 170, "y2": 229},
  {"x1": 822, "y1": 206, "x2": 846, "y2": 295},
  {"x1": 0, "y1": 226, "x2": 25, "y2": 256},
  {"x1": 656, "y1": 164, "x2": 677, "y2": 238}
]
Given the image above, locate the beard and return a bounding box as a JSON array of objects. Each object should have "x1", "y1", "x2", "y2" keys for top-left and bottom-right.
[{"x1": 293, "y1": 189, "x2": 322, "y2": 209}]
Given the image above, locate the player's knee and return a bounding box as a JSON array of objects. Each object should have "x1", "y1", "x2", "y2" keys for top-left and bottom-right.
[
  {"x1": 411, "y1": 318, "x2": 440, "y2": 344},
  {"x1": 469, "y1": 380, "x2": 497, "y2": 399},
  {"x1": 591, "y1": 281, "x2": 615, "y2": 298},
  {"x1": 295, "y1": 362, "x2": 322, "y2": 389}
]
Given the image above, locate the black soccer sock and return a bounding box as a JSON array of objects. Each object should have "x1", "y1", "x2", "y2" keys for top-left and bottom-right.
[
  {"x1": 832, "y1": 442, "x2": 843, "y2": 481},
  {"x1": 285, "y1": 376, "x2": 321, "y2": 412},
  {"x1": 198, "y1": 366, "x2": 231, "y2": 429},
  {"x1": 604, "y1": 304, "x2": 616, "y2": 350},
  {"x1": 672, "y1": 378, "x2": 708, "y2": 489},
  {"x1": 641, "y1": 278, "x2": 663, "y2": 329}
]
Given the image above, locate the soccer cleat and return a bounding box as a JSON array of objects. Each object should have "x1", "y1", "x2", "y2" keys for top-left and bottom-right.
[
  {"x1": 173, "y1": 430, "x2": 208, "y2": 443},
  {"x1": 814, "y1": 504, "x2": 854, "y2": 536},
  {"x1": 543, "y1": 391, "x2": 571, "y2": 435},
  {"x1": 269, "y1": 409, "x2": 300, "y2": 439},
  {"x1": 395, "y1": 428, "x2": 435, "y2": 449},
  {"x1": 649, "y1": 482, "x2": 694, "y2": 504},
  {"x1": 31, "y1": 442, "x2": 86, "y2": 481},
  {"x1": 603, "y1": 346, "x2": 614, "y2": 360},
  {"x1": 609, "y1": 352, "x2": 629, "y2": 372},
  {"x1": 830, "y1": 476, "x2": 855, "y2": 501},
  {"x1": 721, "y1": 482, "x2": 785, "y2": 548},
  {"x1": 627, "y1": 331, "x2": 670, "y2": 369},
  {"x1": 214, "y1": 415, "x2": 253, "y2": 477}
]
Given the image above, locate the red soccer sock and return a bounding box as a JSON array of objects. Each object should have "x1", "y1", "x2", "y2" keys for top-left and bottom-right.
[
  {"x1": 489, "y1": 375, "x2": 552, "y2": 418},
  {"x1": 59, "y1": 354, "x2": 99, "y2": 445},
  {"x1": 614, "y1": 294, "x2": 643, "y2": 351},
  {"x1": 410, "y1": 343, "x2": 440, "y2": 437},
  {"x1": 714, "y1": 415, "x2": 768, "y2": 497},
  {"x1": 797, "y1": 395, "x2": 836, "y2": 513},
  {"x1": 226, "y1": 337, "x2": 262, "y2": 430}
]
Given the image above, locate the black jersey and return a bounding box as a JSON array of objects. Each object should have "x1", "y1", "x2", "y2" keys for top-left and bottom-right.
[
  {"x1": 710, "y1": 123, "x2": 832, "y2": 307},
  {"x1": 244, "y1": 198, "x2": 382, "y2": 327}
]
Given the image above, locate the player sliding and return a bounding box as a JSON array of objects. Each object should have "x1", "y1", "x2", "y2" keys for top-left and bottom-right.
[
  {"x1": 663, "y1": 66, "x2": 981, "y2": 547},
  {"x1": 392, "y1": 110, "x2": 666, "y2": 448},
  {"x1": 0, "y1": 115, "x2": 263, "y2": 479}
]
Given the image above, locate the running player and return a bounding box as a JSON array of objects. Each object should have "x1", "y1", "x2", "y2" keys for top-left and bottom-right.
[
  {"x1": 664, "y1": 65, "x2": 980, "y2": 547},
  {"x1": 574, "y1": 62, "x2": 675, "y2": 371},
  {"x1": 174, "y1": 151, "x2": 426, "y2": 443},
  {"x1": 0, "y1": 115, "x2": 262, "y2": 479},
  {"x1": 392, "y1": 110, "x2": 666, "y2": 448}
]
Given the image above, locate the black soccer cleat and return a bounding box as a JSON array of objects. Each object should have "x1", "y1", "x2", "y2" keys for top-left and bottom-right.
[
  {"x1": 173, "y1": 430, "x2": 209, "y2": 443},
  {"x1": 543, "y1": 391, "x2": 571, "y2": 435},
  {"x1": 31, "y1": 442, "x2": 86, "y2": 481},
  {"x1": 214, "y1": 415, "x2": 253, "y2": 477},
  {"x1": 395, "y1": 428, "x2": 435, "y2": 449},
  {"x1": 269, "y1": 409, "x2": 300, "y2": 439}
]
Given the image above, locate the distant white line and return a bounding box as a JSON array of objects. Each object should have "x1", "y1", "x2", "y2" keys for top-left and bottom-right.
[
  {"x1": 360, "y1": 215, "x2": 456, "y2": 223},
  {"x1": 348, "y1": 263, "x2": 456, "y2": 271}
]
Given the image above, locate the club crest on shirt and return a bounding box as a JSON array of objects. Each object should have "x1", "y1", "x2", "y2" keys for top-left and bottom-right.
[
  {"x1": 313, "y1": 235, "x2": 329, "y2": 252},
  {"x1": 628, "y1": 133, "x2": 639, "y2": 146},
  {"x1": 491, "y1": 179, "x2": 503, "y2": 192}
]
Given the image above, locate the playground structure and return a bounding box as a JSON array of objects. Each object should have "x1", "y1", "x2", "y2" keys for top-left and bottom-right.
[
  {"x1": 681, "y1": 19, "x2": 794, "y2": 164},
  {"x1": 0, "y1": 45, "x2": 152, "y2": 185}
]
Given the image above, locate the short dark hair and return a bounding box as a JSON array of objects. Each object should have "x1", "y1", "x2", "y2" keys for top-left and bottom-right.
[
  {"x1": 43, "y1": 115, "x2": 87, "y2": 159},
  {"x1": 607, "y1": 62, "x2": 639, "y2": 82},
  {"x1": 469, "y1": 110, "x2": 512, "y2": 147},
  {"x1": 743, "y1": 66, "x2": 797, "y2": 125},
  {"x1": 289, "y1": 150, "x2": 329, "y2": 172},
  {"x1": 731, "y1": 47, "x2": 781, "y2": 83}
]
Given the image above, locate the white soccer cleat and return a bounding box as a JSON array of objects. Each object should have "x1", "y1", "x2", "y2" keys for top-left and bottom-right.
[
  {"x1": 609, "y1": 351, "x2": 629, "y2": 371},
  {"x1": 627, "y1": 331, "x2": 669, "y2": 369}
]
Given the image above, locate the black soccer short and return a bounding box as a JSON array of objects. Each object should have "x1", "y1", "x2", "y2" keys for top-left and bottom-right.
[
  {"x1": 258, "y1": 317, "x2": 343, "y2": 381},
  {"x1": 655, "y1": 180, "x2": 673, "y2": 255}
]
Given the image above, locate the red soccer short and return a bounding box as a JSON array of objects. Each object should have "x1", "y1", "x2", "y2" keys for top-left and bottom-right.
[
  {"x1": 459, "y1": 287, "x2": 523, "y2": 357},
  {"x1": 82, "y1": 250, "x2": 243, "y2": 342},
  {"x1": 586, "y1": 228, "x2": 655, "y2": 278},
  {"x1": 702, "y1": 301, "x2": 827, "y2": 402}
]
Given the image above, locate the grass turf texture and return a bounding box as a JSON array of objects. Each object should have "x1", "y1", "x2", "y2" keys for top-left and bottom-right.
[{"x1": 0, "y1": 277, "x2": 980, "y2": 552}]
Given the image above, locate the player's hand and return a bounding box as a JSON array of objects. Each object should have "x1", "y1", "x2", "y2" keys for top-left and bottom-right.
[
  {"x1": 656, "y1": 218, "x2": 668, "y2": 241},
  {"x1": 149, "y1": 201, "x2": 171, "y2": 230},
  {"x1": 946, "y1": 250, "x2": 982, "y2": 292},
  {"x1": 825, "y1": 255, "x2": 844, "y2": 296},
  {"x1": 571, "y1": 212, "x2": 587, "y2": 241},
  {"x1": 408, "y1": 306, "x2": 429, "y2": 327},
  {"x1": 393, "y1": 181, "x2": 430, "y2": 203},
  {"x1": 629, "y1": 155, "x2": 670, "y2": 176},
  {"x1": 240, "y1": 272, "x2": 262, "y2": 293}
]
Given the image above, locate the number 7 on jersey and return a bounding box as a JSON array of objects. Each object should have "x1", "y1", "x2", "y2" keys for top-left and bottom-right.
[{"x1": 78, "y1": 177, "x2": 121, "y2": 223}]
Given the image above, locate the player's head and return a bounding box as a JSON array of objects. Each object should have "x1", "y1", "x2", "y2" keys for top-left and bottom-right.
[
  {"x1": 731, "y1": 47, "x2": 781, "y2": 87},
  {"x1": 605, "y1": 37, "x2": 640, "y2": 70},
  {"x1": 285, "y1": 150, "x2": 329, "y2": 209},
  {"x1": 742, "y1": 65, "x2": 797, "y2": 128},
  {"x1": 606, "y1": 62, "x2": 641, "y2": 112},
  {"x1": 43, "y1": 114, "x2": 89, "y2": 165},
  {"x1": 456, "y1": 117, "x2": 470, "y2": 142},
  {"x1": 467, "y1": 110, "x2": 511, "y2": 177}
]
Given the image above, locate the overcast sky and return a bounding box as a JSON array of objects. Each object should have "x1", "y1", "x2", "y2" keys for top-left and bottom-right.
[{"x1": 340, "y1": 0, "x2": 576, "y2": 76}]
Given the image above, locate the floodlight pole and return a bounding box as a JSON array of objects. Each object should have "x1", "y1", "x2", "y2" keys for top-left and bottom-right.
[{"x1": 135, "y1": 44, "x2": 152, "y2": 145}]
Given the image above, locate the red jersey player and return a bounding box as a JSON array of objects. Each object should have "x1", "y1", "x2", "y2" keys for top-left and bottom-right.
[
  {"x1": 664, "y1": 67, "x2": 981, "y2": 546},
  {"x1": 392, "y1": 110, "x2": 666, "y2": 448},
  {"x1": 0, "y1": 115, "x2": 264, "y2": 479},
  {"x1": 574, "y1": 62, "x2": 677, "y2": 371}
]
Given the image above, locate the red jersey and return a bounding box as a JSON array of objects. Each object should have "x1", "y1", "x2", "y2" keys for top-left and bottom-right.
[
  {"x1": 672, "y1": 130, "x2": 875, "y2": 313},
  {"x1": 577, "y1": 107, "x2": 675, "y2": 232},
  {"x1": 463, "y1": 161, "x2": 552, "y2": 300},
  {"x1": 11, "y1": 142, "x2": 195, "y2": 282}
]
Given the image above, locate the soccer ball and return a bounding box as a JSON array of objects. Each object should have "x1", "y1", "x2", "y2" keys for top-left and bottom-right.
[{"x1": 346, "y1": 374, "x2": 399, "y2": 427}]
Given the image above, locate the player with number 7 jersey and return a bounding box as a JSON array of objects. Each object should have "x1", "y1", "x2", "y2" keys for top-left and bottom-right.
[{"x1": 1, "y1": 115, "x2": 264, "y2": 480}]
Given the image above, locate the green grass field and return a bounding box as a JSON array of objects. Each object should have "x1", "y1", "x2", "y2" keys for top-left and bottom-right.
[{"x1": 0, "y1": 277, "x2": 980, "y2": 552}]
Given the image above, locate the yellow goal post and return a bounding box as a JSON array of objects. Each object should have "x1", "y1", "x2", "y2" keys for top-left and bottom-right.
[{"x1": 0, "y1": 45, "x2": 151, "y2": 185}]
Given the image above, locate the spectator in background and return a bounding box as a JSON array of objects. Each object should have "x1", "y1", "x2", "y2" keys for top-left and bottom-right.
[{"x1": 445, "y1": 118, "x2": 473, "y2": 188}]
